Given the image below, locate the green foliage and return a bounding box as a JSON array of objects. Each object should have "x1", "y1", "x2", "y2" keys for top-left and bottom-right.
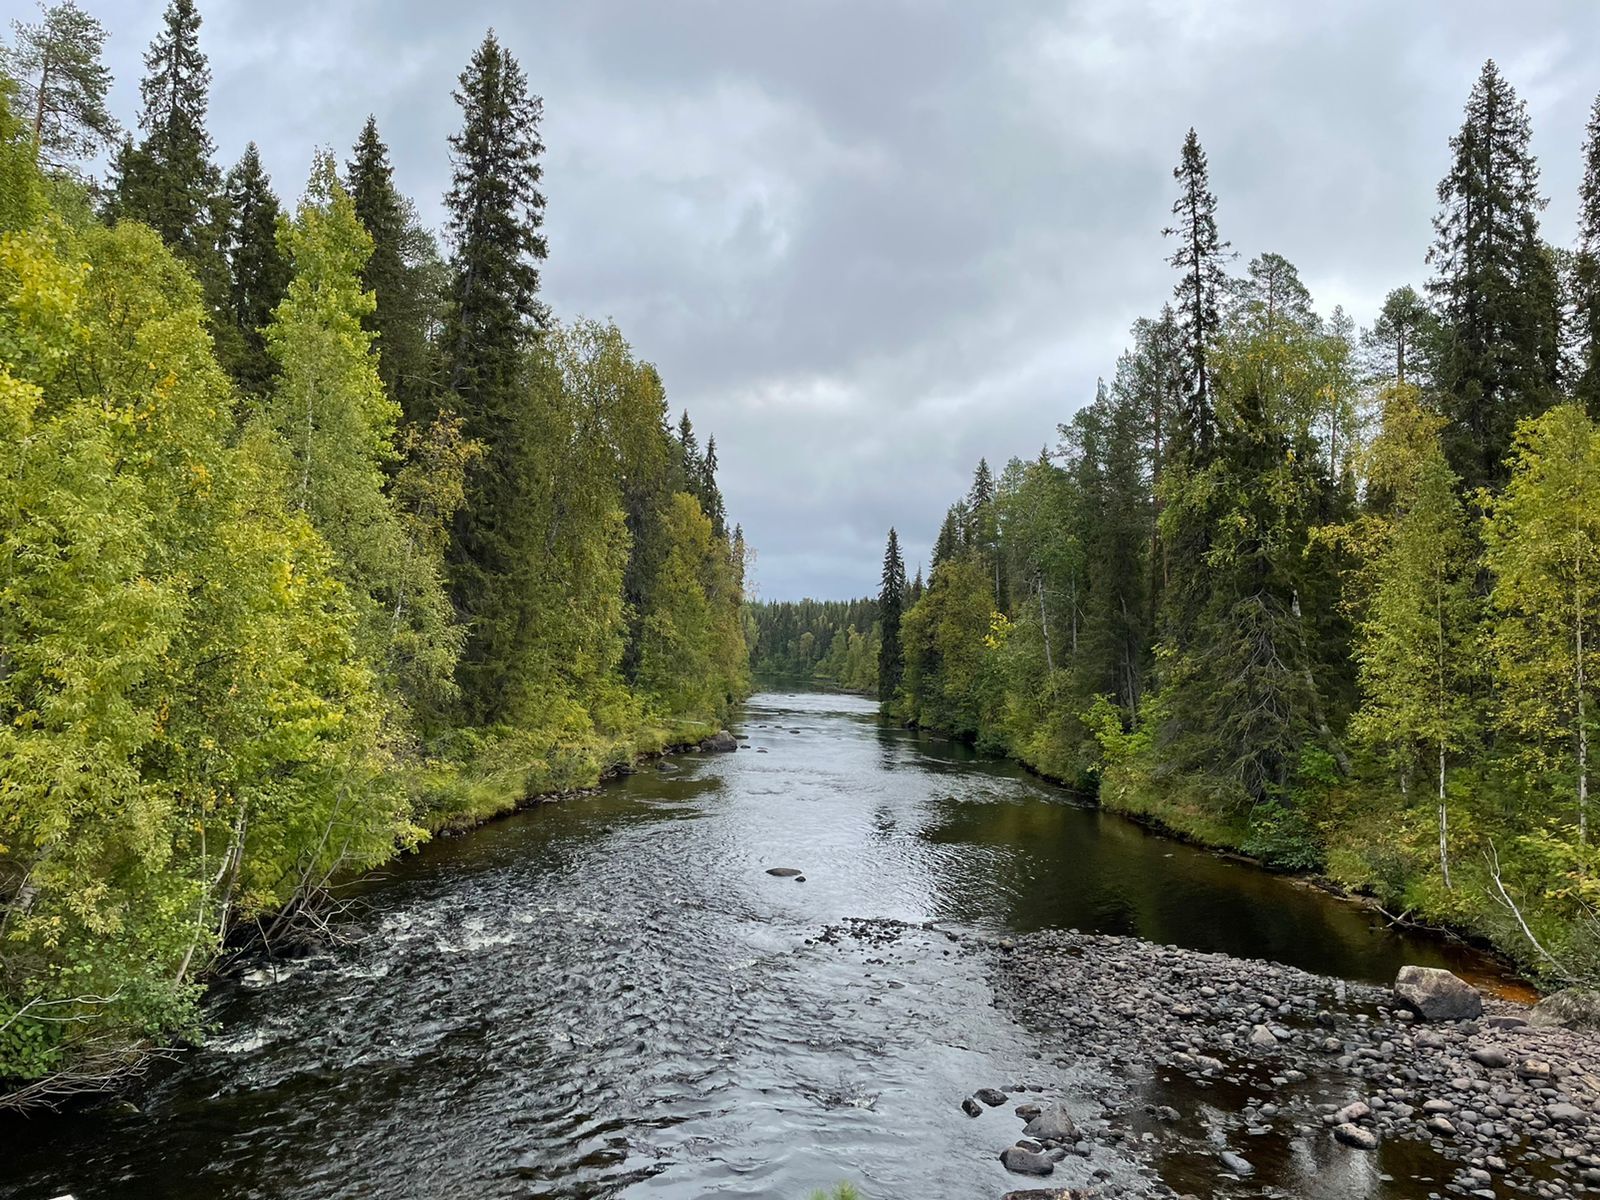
[
  {"x1": 1483, "y1": 404, "x2": 1600, "y2": 849},
  {"x1": 747, "y1": 598, "x2": 880, "y2": 692},
  {"x1": 0, "y1": 29, "x2": 750, "y2": 1105},
  {"x1": 1429, "y1": 60, "x2": 1561, "y2": 491},
  {"x1": 220, "y1": 142, "x2": 288, "y2": 396},
  {"x1": 347, "y1": 116, "x2": 442, "y2": 422},
  {"x1": 888, "y1": 64, "x2": 1600, "y2": 985},
  {"x1": 0, "y1": 214, "x2": 404, "y2": 1092},
  {"x1": 878, "y1": 528, "x2": 906, "y2": 700},
  {"x1": 2, "y1": 1, "x2": 118, "y2": 177},
  {"x1": 261, "y1": 150, "x2": 463, "y2": 729}
]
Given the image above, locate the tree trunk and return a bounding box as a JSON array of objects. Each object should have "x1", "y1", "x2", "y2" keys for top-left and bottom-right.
[
  {"x1": 1438, "y1": 738, "x2": 1451, "y2": 890},
  {"x1": 1579, "y1": 576, "x2": 1588, "y2": 853},
  {"x1": 1037, "y1": 577, "x2": 1053, "y2": 674},
  {"x1": 30, "y1": 54, "x2": 50, "y2": 164}
]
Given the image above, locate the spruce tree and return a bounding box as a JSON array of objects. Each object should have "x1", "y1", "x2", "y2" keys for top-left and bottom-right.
[
  {"x1": 1164, "y1": 128, "x2": 1230, "y2": 462},
  {"x1": 109, "y1": 0, "x2": 218, "y2": 264},
  {"x1": 701, "y1": 434, "x2": 727, "y2": 538},
  {"x1": 931, "y1": 507, "x2": 960, "y2": 572},
  {"x1": 1575, "y1": 93, "x2": 1600, "y2": 419},
  {"x1": 348, "y1": 116, "x2": 440, "y2": 421},
  {"x1": 878, "y1": 528, "x2": 906, "y2": 702},
  {"x1": 221, "y1": 142, "x2": 288, "y2": 396},
  {"x1": 1428, "y1": 60, "x2": 1561, "y2": 491},
  {"x1": 441, "y1": 30, "x2": 548, "y2": 721}
]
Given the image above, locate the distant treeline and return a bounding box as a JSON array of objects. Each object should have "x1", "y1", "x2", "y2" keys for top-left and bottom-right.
[
  {"x1": 745, "y1": 597, "x2": 898, "y2": 693},
  {"x1": 0, "y1": 2, "x2": 746, "y2": 1106},
  {"x1": 876, "y1": 62, "x2": 1600, "y2": 984}
]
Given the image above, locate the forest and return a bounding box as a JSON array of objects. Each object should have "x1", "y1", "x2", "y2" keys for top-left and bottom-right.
[
  {"x1": 880, "y1": 61, "x2": 1600, "y2": 984},
  {"x1": 0, "y1": 1, "x2": 747, "y2": 1106},
  {"x1": 745, "y1": 596, "x2": 890, "y2": 693}
]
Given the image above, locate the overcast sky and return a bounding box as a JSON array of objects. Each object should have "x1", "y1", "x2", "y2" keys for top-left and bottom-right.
[{"x1": 61, "y1": 0, "x2": 1600, "y2": 600}]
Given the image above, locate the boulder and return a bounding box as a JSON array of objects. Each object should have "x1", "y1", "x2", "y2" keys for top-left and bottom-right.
[
  {"x1": 1529, "y1": 987, "x2": 1600, "y2": 1031},
  {"x1": 961, "y1": 1096, "x2": 982, "y2": 1118},
  {"x1": 1334, "y1": 1122, "x2": 1379, "y2": 1150},
  {"x1": 1218, "y1": 1151, "x2": 1255, "y2": 1176},
  {"x1": 999, "y1": 1145, "x2": 1055, "y2": 1176},
  {"x1": 765, "y1": 867, "x2": 804, "y2": 877},
  {"x1": 1021, "y1": 1106, "x2": 1078, "y2": 1142},
  {"x1": 1393, "y1": 965, "x2": 1483, "y2": 1022},
  {"x1": 700, "y1": 730, "x2": 738, "y2": 753},
  {"x1": 975, "y1": 1087, "x2": 1008, "y2": 1107}
]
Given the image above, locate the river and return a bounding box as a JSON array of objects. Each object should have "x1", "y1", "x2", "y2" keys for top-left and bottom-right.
[{"x1": 0, "y1": 690, "x2": 1515, "y2": 1200}]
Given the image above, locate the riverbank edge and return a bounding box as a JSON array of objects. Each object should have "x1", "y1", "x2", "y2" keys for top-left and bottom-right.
[
  {"x1": 893, "y1": 712, "x2": 1538, "y2": 998},
  {"x1": 980, "y1": 924, "x2": 1600, "y2": 1199},
  {"x1": 0, "y1": 707, "x2": 741, "y2": 1116}
]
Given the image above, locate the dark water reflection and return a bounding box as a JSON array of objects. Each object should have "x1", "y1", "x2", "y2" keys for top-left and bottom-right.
[{"x1": 0, "y1": 691, "x2": 1509, "y2": 1200}]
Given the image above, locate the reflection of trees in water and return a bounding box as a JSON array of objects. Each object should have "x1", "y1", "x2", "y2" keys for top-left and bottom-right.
[{"x1": 911, "y1": 769, "x2": 1485, "y2": 986}]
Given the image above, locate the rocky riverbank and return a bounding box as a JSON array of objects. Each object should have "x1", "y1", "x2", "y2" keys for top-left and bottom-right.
[
  {"x1": 814, "y1": 918, "x2": 1600, "y2": 1198},
  {"x1": 984, "y1": 927, "x2": 1600, "y2": 1198}
]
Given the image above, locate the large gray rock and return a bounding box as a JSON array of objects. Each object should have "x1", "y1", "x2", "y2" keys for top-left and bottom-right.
[
  {"x1": 1334, "y1": 1122, "x2": 1379, "y2": 1150},
  {"x1": 1021, "y1": 1105, "x2": 1077, "y2": 1142},
  {"x1": 1393, "y1": 965, "x2": 1483, "y2": 1022},
  {"x1": 999, "y1": 1145, "x2": 1054, "y2": 1176},
  {"x1": 1218, "y1": 1151, "x2": 1255, "y2": 1176},
  {"x1": 1529, "y1": 987, "x2": 1600, "y2": 1031},
  {"x1": 699, "y1": 729, "x2": 738, "y2": 752}
]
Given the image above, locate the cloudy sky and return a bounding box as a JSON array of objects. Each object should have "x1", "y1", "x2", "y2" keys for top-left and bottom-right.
[{"x1": 70, "y1": 0, "x2": 1600, "y2": 599}]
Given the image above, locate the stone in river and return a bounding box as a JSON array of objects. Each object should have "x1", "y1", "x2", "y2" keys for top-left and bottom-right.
[
  {"x1": 975, "y1": 1087, "x2": 1008, "y2": 1106},
  {"x1": 1021, "y1": 1106, "x2": 1077, "y2": 1142},
  {"x1": 1218, "y1": 1150, "x2": 1255, "y2": 1176},
  {"x1": 1334, "y1": 1123, "x2": 1379, "y2": 1150},
  {"x1": 699, "y1": 730, "x2": 738, "y2": 752},
  {"x1": 961, "y1": 1096, "x2": 983, "y2": 1118},
  {"x1": 1393, "y1": 965, "x2": 1483, "y2": 1022},
  {"x1": 765, "y1": 867, "x2": 803, "y2": 877},
  {"x1": 999, "y1": 1145, "x2": 1055, "y2": 1176}
]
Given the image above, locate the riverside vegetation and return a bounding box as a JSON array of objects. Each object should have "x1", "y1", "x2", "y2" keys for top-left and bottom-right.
[
  {"x1": 867, "y1": 64, "x2": 1600, "y2": 990},
  {"x1": 0, "y1": 2, "x2": 747, "y2": 1108}
]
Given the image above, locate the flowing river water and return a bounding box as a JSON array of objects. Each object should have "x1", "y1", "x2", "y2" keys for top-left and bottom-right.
[{"x1": 0, "y1": 691, "x2": 1521, "y2": 1200}]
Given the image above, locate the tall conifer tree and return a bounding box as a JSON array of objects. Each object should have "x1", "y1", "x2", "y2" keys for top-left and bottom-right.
[
  {"x1": 221, "y1": 142, "x2": 288, "y2": 395},
  {"x1": 109, "y1": 0, "x2": 218, "y2": 261},
  {"x1": 348, "y1": 116, "x2": 440, "y2": 421},
  {"x1": 1575, "y1": 93, "x2": 1600, "y2": 419},
  {"x1": 441, "y1": 30, "x2": 548, "y2": 721},
  {"x1": 1164, "y1": 128, "x2": 1230, "y2": 462},
  {"x1": 1428, "y1": 60, "x2": 1561, "y2": 490},
  {"x1": 4, "y1": 0, "x2": 118, "y2": 175},
  {"x1": 878, "y1": 528, "x2": 906, "y2": 701}
]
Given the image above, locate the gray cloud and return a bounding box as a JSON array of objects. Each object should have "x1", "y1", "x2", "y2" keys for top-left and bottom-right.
[{"x1": 76, "y1": 0, "x2": 1600, "y2": 598}]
